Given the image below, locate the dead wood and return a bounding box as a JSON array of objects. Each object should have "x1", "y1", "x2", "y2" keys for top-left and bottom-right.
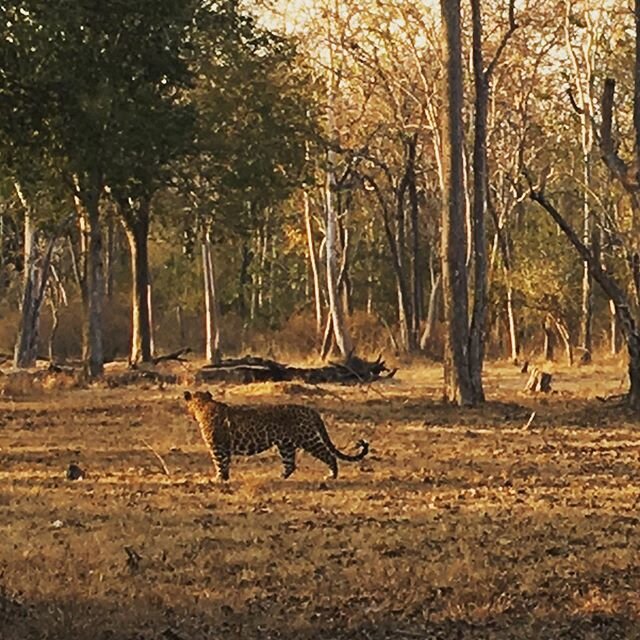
[
  {"x1": 596, "y1": 393, "x2": 628, "y2": 404},
  {"x1": 524, "y1": 366, "x2": 552, "y2": 393},
  {"x1": 151, "y1": 347, "x2": 191, "y2": 365},
  {"x1": 195, "y1": 353, "x2": 396, "y2": 385},
  {"x1": 106, "y1": 370, "x2": 177, "y2": 387},
  {"x1": 141, "y1": 439, "x2": 171, "y2": 476}
]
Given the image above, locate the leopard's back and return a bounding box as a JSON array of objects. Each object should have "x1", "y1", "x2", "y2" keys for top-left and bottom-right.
[{"x1": 224, "y1": 403, "x2": 326, "y2": 455}]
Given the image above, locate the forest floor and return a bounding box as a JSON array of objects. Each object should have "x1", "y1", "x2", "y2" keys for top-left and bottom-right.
[{"x1": 1, "y1": 357, "x2": 639, "y2": 639}]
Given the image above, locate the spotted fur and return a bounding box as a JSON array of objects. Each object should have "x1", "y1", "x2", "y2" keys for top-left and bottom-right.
[{"x1": 183, "y1": 390, "x2": 369, "y2": 480}]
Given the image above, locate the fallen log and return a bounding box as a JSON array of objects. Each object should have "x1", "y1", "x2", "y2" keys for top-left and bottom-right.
[
  {"x1": 195, "y1": 354, "x2": 396, "y2": 385},
  {"x1": 152, "y1": 347, "x2": 191, "y2": 365}
]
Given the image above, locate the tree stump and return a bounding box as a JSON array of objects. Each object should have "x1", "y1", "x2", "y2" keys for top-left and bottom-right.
[{"x1": 524, "y1": 366, "x2": 552, "y2": 393}]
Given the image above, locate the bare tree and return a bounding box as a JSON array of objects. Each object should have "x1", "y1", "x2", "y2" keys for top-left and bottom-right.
[
  {"x1": 440, "y1": 0, "x2": 474, "y2": 404},
  {"x1": 468, "y1": 0, "x2": 517, "y2": 400}
]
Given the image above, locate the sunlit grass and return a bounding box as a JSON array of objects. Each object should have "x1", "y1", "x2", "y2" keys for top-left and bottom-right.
[{"x1": 1, "y1": 358, "x2": 639, "y2": 639}]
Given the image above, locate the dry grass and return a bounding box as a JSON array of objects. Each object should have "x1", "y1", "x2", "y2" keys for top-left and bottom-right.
[{"x1": 1, "y1": 359, "x2": 640, "y2": 639}]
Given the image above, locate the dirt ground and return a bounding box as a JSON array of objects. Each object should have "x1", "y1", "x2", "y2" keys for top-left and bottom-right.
[{"x1": 1, "y1": 358, "x2": 639, "y2": 639}]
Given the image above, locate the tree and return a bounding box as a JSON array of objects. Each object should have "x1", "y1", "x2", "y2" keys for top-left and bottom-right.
[
  {"x1": 527, "y1": 0, "x2": 640, "y2": 410},
  {"x1": 468, "y1": 0, "x2": 517, "y2": 402},
  {"x1": 105, "y1": 0, "x2": 196, "y2": 366},
  {"x1": 182, "y1": 10, "x2": 317, "y2": 361},
  {"x1": 440, "y1": 0, "x2": 474, "y2": 405},
  {"x1": 1, "y1": 1, "x2": 195, "y2": 375}
]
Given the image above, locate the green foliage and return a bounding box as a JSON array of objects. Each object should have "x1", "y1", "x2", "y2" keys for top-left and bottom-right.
[
  {"x1": 513, "y1": 205, "x2": 581, "y2": 322},
  {"x1": 184, "y1": 9, "x2": 319, "y2": 231}
]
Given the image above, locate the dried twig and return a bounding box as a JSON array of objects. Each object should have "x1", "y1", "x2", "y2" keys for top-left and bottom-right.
[
  {"x1": 141, "y1": 439, "x2": 171, "y2": 476},
  {"x1": 596, "y1": 393, "x2": 627, "y2": 404},
  {"x1": 524, "y1": 411, "x2": 537, "y2": 429},
  {"x1": 124, "y1": 546, "x2": 142, "y2": 572}
]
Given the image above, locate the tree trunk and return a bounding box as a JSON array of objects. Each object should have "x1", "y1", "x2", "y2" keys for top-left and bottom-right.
[
  {"x1": 407, "y1": 135, "x2": 423, "y2": 346},
  {"x1": 105, "y1": 215, "x2": 116, "y2": 300},
  {"x1": 420, "y1": 272, "x2": 441, "y2": 352},
  {"x1": 628, "y1": 332, "x2": 640, "y2": 409},
  {"x1": 488, "y1": 185, "x2": 519, "y2": 363},
  {"x1": 505, "y1": 278, "x2": 518, "y2": 362},
  {"x1": 610, "y1": 299, "x2": 619, "y2": 355},
  {"x1": 176, "y1": 305, "x2": 185, "y2": 345},
  {"x1": 47, "y1": 266, "x2": 67, "y2": 365},
  {"x1": 48, "y1": 299, "x2": 59, "y2": 364},
  {"x1": 362, "y1": 171, "x2": 414, "y2": 353},
  {"x1": 268, "y1": 222, "x2": 276, "y2": 319},
  {"x1": 325, "y1": 164, "x2": 354, "y2": 357},
  {"x1": 543, "y1": 318, "x2": 554, "y2": 361},
  {"x1": 83, "y1": 189, "x2": 104, "y2": 378},
  {"x1": 237, "y1": 237, "x2": 252, "y2": 320},
  {"x1": 579, "y1": 192, "x2": 594, "y2": 360},
  {"x1": 123, "y1": 201, "x2": 152, "y2": 365},
  {"x1": 564, "y1": 0, "x2": 596, "y2": 359},
  {"x1": 440, "y1": 0, "x2": 474, "y2": 405},
  {"x1": 468, "y1": 0, "x2": 489, "y2": 403},
  {"x1": 14, "y1": 194, "x2": 38, "y2": 368},
  {"x1": 394, "y1": 168, "x2": 413, "y2": 352},
  {"x1": 14, "y1": 204, "x2": 56, "y2": 369},
  {"x1": 324, "y1": 1, "x2": 354, "y2": 359},
  {"x1": 202, "y1": 228, "x2": 221, "y2": 364},
  {"x1": 551, "y1": 314, "x2": 573, "y2": 366}
]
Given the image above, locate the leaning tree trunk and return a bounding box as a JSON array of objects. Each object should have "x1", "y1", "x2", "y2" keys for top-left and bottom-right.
[
  {"x1": 440, "y1": 0, "x2": 474, "y2": 405},
  {"x1": 202, "y1": 227, "x2": 221, "y2": 364},
  {"x1": 530, "y1": 188, "x2": 640, "y2": 410},
  {"x1": 122, "y1": 202, "x2": 153, "y2": 365}
]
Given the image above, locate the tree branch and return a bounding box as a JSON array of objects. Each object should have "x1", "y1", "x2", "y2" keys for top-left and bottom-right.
[
  {"x1": 525, "y1": 171, "x2": 637, "y2": 338},
  {"x1": 485, "y1": 0, "x2": 517, "y2": 80},
  {"x1": 600, "y1": 78, "x2": 634, "y2": 189}
]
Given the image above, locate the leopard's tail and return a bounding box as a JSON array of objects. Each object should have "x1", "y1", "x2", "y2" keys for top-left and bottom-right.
[{"x1": 330, "y1": 438, "x2": 369, "y2": 462}]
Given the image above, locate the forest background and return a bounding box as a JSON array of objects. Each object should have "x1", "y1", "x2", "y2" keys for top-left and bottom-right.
[{"x1": 1, "y1": 0, "x2": 639, "y2": 405}]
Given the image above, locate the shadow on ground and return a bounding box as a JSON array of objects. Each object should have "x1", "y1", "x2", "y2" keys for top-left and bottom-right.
[{"x1": 2, "y1": 592, "x2": 637, "y2": 640}]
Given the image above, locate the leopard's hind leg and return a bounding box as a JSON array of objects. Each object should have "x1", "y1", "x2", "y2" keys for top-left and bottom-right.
[
  {"x1": 277, "y1": 441, "x2": 297, "y2": 478},
  {"x1": 303, "y1": 438, "x2": 338, "y2": 479}
]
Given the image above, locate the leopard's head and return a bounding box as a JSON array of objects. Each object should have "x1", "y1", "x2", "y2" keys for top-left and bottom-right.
[{"x1": 183, "y1": 389, "x2": 214, "y2": 419}]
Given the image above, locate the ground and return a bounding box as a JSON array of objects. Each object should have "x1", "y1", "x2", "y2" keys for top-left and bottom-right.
[{"x1": 1, "y1": 358, "x2": 639, "y2": 640}]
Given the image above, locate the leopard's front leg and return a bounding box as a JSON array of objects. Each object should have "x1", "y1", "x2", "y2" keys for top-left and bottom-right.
[
  {"x1": 211, "y1": 446, "x2": 231, "y2": 481},
  {"x1": 198, "y1": 415, "x2": 231, "y2": 481}
]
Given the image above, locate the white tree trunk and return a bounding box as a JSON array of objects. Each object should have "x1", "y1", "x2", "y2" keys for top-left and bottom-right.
[
  {"x1": 202, "y1": 228, "x2": 221, "y2": 364},
  {"x1": 324, "y1": 3, "x2": 354, "y2": 358}
]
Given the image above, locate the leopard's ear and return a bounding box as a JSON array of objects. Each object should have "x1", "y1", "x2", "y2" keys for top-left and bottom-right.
[{"x1": 183, "y1": 391, "x2": 192, "y2": 401}]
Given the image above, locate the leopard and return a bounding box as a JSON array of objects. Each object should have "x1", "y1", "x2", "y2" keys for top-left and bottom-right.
[{"x1": 183, "y1": 390, "x2": 369, "y2": 481}]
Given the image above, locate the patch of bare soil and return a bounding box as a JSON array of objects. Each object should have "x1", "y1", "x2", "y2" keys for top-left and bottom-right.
[{"x1": 1, "y1": 360, "x2": 639, "y2": 639}]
